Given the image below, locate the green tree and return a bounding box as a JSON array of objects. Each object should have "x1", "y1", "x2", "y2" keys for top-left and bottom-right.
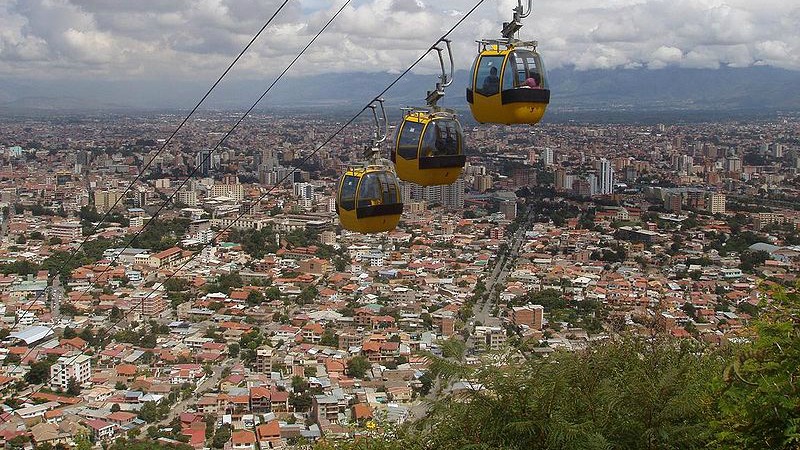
[
  {"x1": 297, "y1": 285, "x2": 319, "y2": 305},
  {"x1": 320, "y1": 328, "x2": 338, "y2": 347},
  {"x1": 265, "y1": 286, "x2": 281, "y2": 300},
  {"x1": 346, "y1": 356, "x2": 371, "y2": 379},
  {"x1": 290, "y1": 391, "x2": 313, "y2": 412},
  {"x1": 418, "y1": 337, "x2": 721, "y2": 450},
  {"x1": 739, "y1": 250, "x2": 771, "y2": 273},
  {"x1": 292, "y1": 375, "x2": 309, "y2": 393},
  {"x1": 62, "y1": 326, "x2": 77, "y2": 339},
  {"x1": 79, "y1": 327, "x2": 95, "y2": 345},
  {"x1": 246, "y1": 290, "x2": 265, "y2": 306},
  {"x1": 207, "y1": 272, "x2": 243, "y2": 295},
  {"x1": 7, "y1": 435, "x2": 30, "y2": 450},
  {"x1": 138, "y1": 401, "x2": 162, "y2": 423},
  {"x1": 110, "y1": 306, "x2": 123, "y2": 321},
  {"x1": 75, "y1": 434, "x2": 92, "y2": 450},
  {"x1": 25, "y1": 360, "x2": 53, "y2": 385},
  {"x1": 67, "y1": 376, "x2": 81, "y2": 396},
  {"x1": 228, "y1": 342, "x2": 240, "y2": 358},
  {"x1": 205, "y1": 414, "x2": 217, "y2": 440},
  {"x1": 712, "y1": 286, "x2": 800, "y2": 448},
  {"x1": 212, "y1": 424, "x2": 231, "y2": 449}
]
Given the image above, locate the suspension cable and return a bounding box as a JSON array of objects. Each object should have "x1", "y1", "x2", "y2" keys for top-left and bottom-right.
[
  {"x1": 2, "y1": 0, "x2": 487, "y2": 419},
  {"x1": 1, "y1": 0, "x2": 356, "y2": 416},
  {"x1": 6, "y1": 1, "x2": 292, "y2": 335}
]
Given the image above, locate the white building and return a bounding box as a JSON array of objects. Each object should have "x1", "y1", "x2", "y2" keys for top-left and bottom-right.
[
  {"x1": 598, "y1": 158, "x2": 614, "y2": 195},
  {"x1": 293, "y1": 182, "x2": 314, "y2": 200},
  {"x1": 708, "y1": 193, "x2": 726, "y2": 215},
  {"x1": 47, "y1": 221, "x2": 82, "y2": 242},
  {"x1": 50, "y1": 354, "x2": 92, "y2": 390},
  {"x1": 422, "y1": 178, "x2": 465, "y2": 209}
]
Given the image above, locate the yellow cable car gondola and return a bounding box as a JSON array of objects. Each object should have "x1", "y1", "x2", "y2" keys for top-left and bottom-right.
[
  {"x1": 336, "y1": 100, "x2": 403, "y2": 234},
  {"x1": 391, "y1": 39, "x2": 466, "y2": 186},
  {"x1": 337, "y1": 164, "x2": 403, "y2": 233},
  {"x1": 393, "y1": 110, "x2": 465, "y2": 186},
  {"x1": 466, "y1": 0, "x2": 550, "y2": 125}
]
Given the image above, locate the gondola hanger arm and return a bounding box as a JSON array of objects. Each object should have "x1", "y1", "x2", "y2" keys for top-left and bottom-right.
[{"x1": 426, "y1": 38, "x2": 455, "y2": 108}]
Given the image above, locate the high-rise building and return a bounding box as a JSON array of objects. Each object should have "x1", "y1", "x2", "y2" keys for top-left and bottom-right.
[
  {"x1": 574, "y1": 179, "x2": 592, "y2": 198},
  {"x1": 500, "y1": 201, "x2": 517, "y2": 220},
  {"x1": 196, "y1": 150, "x2": 212, "y2": 177},
  {"x1": 473, "y1": 175, "x2": 493, "y2": 192},
  {"x1": 210, "y1": 175, "x2": 244, "y2": 201},
  {"x1": 554, "y1": 168, "x2": 566, "y2": 192},
  {"x1": 708, "y1": 193, "x2": 726, "y2": 215},
  {"x1": 725, "y1": 156, "x2": 742, "y2": 173},
  {"x1": 441, "y1": 178, "x2": 465, "y2": 210},
  {"x1": 675, "y1": 155, "x2": 693, "y2": 175},
  {"x1": 541, "y1": 148, "x2": 554, "y2": 167},
  {"x1": 511, "y1": 305, "x2": 544, "y2": 331},
  {"x1": 176, "y1": 189, "x2": 198, "y2": 207},
  {"x1": 423, "y1": 178, "x2": 464, "y2": 209},
  {"x1": 512, "y1": 167, "x2": 535, "y2": 188},
  {"x1": 94, "y1": 190, "x2": 121, "y2": 213},
  {"x1": 665, "y1": 193, "x2": 682, "y2": 213},
  {"x1": 138, "y1": 292, "x2": 166, "y2": 317},
  {"x1": 527, "y1": 148, "x2": 538, "y2": 164},
  {"x1": 598, "y1": 158, "x2": 614, "y2": 195},
  {"x1": 77, "y1": 150, "x2": 90, "y2": 166},
  {"x1": 293, "y1": 182, "x2": 314, "y2": 200},
  {"x1": 586, "y1": 174, "x2": 598, "y2": 197},
  {"x1": 400, "y1": 182, "x2": 414, "y2": 202},
  {"x1": 254, "y1": 346, "x2": 273, "y2": 373}
]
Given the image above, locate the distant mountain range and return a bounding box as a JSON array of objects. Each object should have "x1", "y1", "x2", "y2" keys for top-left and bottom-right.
[{"x1": 1, "y1": 66, "x2": 798, "y2": 121}]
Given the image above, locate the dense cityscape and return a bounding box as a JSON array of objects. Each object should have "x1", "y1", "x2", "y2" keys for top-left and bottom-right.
[{"x1": 0, "y1": 110, "x2": 796, "y2": 449}]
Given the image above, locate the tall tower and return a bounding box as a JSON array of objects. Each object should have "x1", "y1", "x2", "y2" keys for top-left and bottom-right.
[
  {"x1": 196, "y1": 150, "x2": 212, "y2": 177},
  {"x1": 541, "y1": 148, "x2": 554, "y2": 167},
  {"x1": 599, "y1": 158, "x2": 614, "y2": 195}
]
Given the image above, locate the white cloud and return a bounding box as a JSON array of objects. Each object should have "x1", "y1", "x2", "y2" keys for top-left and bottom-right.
[{"x1": 0, "y1": 0, "x2": 797, "y2": 81}]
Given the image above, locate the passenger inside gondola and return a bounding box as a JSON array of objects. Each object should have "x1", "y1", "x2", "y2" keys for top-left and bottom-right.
[
  {"x1": 481, "y1": 66, "x2": 500, "y2": 95},
  {"x1": 525, "y1": 72, "x2": 541, "y2": 89},
  {"x1": 357, "y1": 173, "x2": 382, "y2": 207}
]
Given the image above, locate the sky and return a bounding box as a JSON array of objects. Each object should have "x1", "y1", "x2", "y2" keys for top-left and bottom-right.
[{"x1": 0, "y1": 0, "x2": 798, "y2": 83}]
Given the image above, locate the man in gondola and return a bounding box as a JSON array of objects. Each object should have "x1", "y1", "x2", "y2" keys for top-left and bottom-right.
[{"x1": 482, "y1": 66, "x2": 500, "y2": 95}]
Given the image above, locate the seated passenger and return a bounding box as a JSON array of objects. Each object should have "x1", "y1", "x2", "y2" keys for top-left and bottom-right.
[
  {"x1": 358, "y1": 179, "x2": 382, "y2": 208},
  {"x1": 481, "y1": 66, "x2": 500, "y2": 95},
  {"x1": 524, "y1": 72, "x2": 542, "y2": 89}
]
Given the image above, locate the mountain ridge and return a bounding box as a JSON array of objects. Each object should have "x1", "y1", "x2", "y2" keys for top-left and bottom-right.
[{"x1": 1, "y1": 66, "x2": 798, "y2": 116}]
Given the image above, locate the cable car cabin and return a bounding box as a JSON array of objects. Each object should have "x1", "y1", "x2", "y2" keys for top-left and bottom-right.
[
  {"x1": 466, "y1": 46, "x2": 550, "y2": 125},
  {"x1": 336, "y1": 166, "x2": 403, "y2": 233},
  {"x1": 392, "y1": 111, "x2": 466, "y2": 186}
]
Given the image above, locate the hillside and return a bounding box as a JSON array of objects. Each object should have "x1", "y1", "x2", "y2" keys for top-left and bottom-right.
[{"x1": 1, "y1": 66, "x2": 798, "y2": 119}]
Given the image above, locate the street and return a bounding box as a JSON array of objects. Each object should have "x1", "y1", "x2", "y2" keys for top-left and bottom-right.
[
  {"x1": 468, "y1": 206, "x2": 533, "y2": 350},
  {"x1": 155, "y1": 363, "x2": 226, "y2": 427}
]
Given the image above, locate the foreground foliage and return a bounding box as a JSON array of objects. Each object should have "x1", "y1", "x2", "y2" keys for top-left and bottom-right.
[{"x1": 322, "y1": 285, "x2": 800, "y2": 450}]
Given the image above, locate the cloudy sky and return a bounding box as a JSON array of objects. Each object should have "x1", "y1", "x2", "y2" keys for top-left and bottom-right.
[{"x1": 0, "y1": 0, "x2": 798, "y2": 82}]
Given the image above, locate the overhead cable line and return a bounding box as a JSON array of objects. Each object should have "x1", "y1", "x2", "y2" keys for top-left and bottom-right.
[
  {"x1": 90, "y1": 0, "x2": 488, "y2": 352},
  {"x1": 5, "y1": 0, "x2": 487, "y2": 419},
  {"x1": 0, "y1": 0, "x2": 293, "y2": 398},
  {"x1": 42, "y1": 0, "x2": 354, "y2": 325},
  {"x1": 5, "y1": 0, "x2": 291, "y2": 335},
  {"x1": 1, "y1": 0, "x2": 357, "y2": 417}
]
